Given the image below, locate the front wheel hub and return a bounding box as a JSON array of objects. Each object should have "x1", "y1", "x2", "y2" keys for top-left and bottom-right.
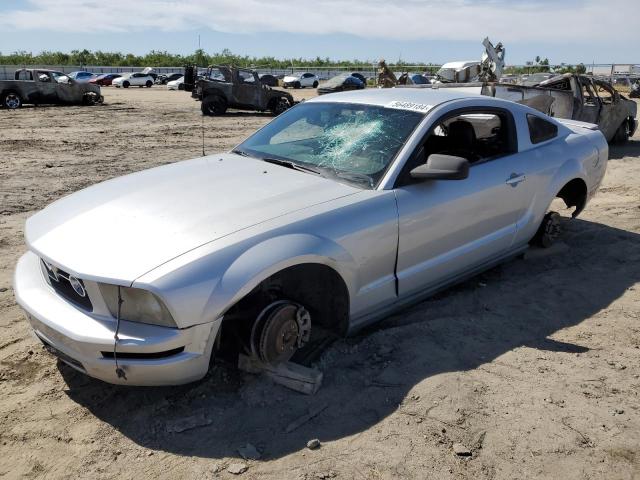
[{"x1": 251, "y1": 301, "x2": 311, "y2": 365}]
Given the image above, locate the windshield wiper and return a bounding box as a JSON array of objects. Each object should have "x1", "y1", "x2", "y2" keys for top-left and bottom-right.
[{"x1": 262, "y1": 157, "x2": 322, "y2": 175}]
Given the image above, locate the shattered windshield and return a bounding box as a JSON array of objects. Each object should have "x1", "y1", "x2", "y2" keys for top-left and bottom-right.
[{"x1": 236, "y1": 102, "x2": 424, "y2": 188}]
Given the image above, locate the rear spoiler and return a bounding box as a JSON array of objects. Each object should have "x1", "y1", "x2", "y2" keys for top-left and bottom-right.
[{"x1": 556, "y1": 118, "x2": 599, "y2": 131}]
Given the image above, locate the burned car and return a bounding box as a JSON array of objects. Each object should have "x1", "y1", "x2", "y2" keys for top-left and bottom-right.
[
  {"x1": 486, "y1": 74, "x2": 637, "y2": 143},
  {"x1": 192, "y1": 65, "x2": 294, "y2": 116},
  {"x1": 0, "y1": 69, "x2": 103, "y2": 109},
  {"x1": 15, "y1": 88, "x2": 608, "y2": 386}
]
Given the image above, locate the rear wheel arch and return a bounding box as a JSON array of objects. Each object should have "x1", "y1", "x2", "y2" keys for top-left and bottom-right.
[{"x1": 556, "y1": 177, "x2": 588, "y2": 218}]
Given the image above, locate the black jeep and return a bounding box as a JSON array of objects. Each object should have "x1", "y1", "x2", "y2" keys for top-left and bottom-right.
[{"x1": 192, "y1": 66, "x2": 294, "y2": 116}]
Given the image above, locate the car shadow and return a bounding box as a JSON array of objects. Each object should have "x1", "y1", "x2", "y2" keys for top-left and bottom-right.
[
  {"x1": 608, "y1": 137, "x2": 640, "y2": 159},
  {"x1": 60, "y1": 217, "x2": 640, "y2": 460},
  {"x1": 214, "y1": 111, "x2": 277, "y2": 118}
]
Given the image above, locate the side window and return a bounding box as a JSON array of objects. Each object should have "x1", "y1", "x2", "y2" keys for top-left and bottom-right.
[
  {"x1": 527, "y1": 114, "x2": 558, "y2": 144},
  {"x1": 238, "y1": 71, "x2": 255, "y2": 83},
  {"x1": 16, "y1": 70, "x2": 33, "y2": 81},
  {"x1": 581, "y1": 82, "x2": 598, "y2": 106},
  {"x1": 398, "y1": 109, "x2": 516, "y2": 185},
  {"x1": 594, "y1": 82, "x2": 615, "y2": 105},
  {"x1": 425, "y1": 111, "x2": 514, "y2": 163}
]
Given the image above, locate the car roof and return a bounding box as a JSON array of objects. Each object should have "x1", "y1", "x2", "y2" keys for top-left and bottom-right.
[{"x1": 307, "y1": 87, "x2": 484, "y2": 109}]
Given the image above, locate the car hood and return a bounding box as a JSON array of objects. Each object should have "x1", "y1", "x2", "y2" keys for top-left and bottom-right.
[
  {"x1": 25, "y1": 154, "x2": 359, "y2": 284},
  {"x1": 283, "y1": 76, "x2": 300, "y2": 82}
]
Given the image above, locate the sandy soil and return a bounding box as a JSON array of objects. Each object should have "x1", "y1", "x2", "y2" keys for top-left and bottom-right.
[{"x1": 1, "y1": 87, "x2": 639, "y2": 480}]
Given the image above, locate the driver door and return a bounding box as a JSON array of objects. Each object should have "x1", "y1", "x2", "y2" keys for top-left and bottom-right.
[
  {"x1": 577, "y1": 78, "x2": 601, "y2": 125},
  {"x1": 233, "y1": 70, "x2": 261, "y2": 108},
  {"x1": 394, "y1": 108, "x2": 528, "y2": 297},
  {"x1": 33, "y1": 71, "x2": 58, "y2": 104}
]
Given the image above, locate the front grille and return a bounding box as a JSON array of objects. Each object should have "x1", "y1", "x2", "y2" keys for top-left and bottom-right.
[{"x1": 41, "y1": 259, "x2": 93, "y2": 311}]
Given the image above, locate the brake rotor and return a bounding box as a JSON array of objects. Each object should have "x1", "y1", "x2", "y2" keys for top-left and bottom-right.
[{"x1": 252, "y1": 302, "x2": 311, "y2": 365}]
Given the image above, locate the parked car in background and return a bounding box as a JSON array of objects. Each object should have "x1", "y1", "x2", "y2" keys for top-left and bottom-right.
[
  {"x1": 113, "y1": 72, "x2": 154, "y2": 88},
  {"x1": 90, "y1": 74, "x2": 121, "y2": 86},
  {"x1": 1, "y1": 69, "x2": 102, "y2": 108},
  {"x1": 193, "y1": 65, "x2": 293, "y2": 116},
  {"x1": 14, "y1": 88, "x2": 608, "y2": 385},
  {"x1": 409, "y1": 74, "x2": 430, "y2": 85},
  {"x1": 167, "y1": 76, "x2": 185, "y2": 91},
  {"x1": 317, "y1": 73, "x2": 365, "y2": 95},
  {"x1": 258, "y1": 74, "x2": 278, "y2": 87},
  {"x1": 488, "y1": 73, "x2": 637, "y2": 142},
  {"x1": 350, "y1": 72, "x2": 367, "y2": 84},
  {"x1": 157, "y1": 73, "x2": 183, "y2": 85},
  {"x1": 67, "y1": 71, "x2": 97, "y2": 83},
  {"x1": 283, "y1": 72, "x2": 319, "y2": 89}
]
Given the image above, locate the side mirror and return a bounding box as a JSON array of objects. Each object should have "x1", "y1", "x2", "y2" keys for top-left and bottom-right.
[{"x1": 410, "y1": 154, "x2": 469, "y2": 180}]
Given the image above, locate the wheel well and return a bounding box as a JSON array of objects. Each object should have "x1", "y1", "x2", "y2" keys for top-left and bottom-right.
[
  {"x1": 203, "y1": 89, "x2": 226, "y2": 101},
  {"x1": 216, "y1": 263, "x2": 350, "y2": 362},
  {"x1": 556, "y1": 178, "x2": 587, "y2": 218}
]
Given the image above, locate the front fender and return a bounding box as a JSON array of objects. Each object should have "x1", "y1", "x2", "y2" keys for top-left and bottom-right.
[{"x1": 204, "y1": 233, "x2": 357, "y2": 322}]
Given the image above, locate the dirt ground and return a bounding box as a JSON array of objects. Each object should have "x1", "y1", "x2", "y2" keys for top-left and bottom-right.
[{"x1": 1, "y1": 87, "x2": 639, "y2": 480}]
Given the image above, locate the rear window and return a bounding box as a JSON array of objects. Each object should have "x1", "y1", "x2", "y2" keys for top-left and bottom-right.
[{"x1": 527, "y1": 114, "x2": 558, "y2": 144}]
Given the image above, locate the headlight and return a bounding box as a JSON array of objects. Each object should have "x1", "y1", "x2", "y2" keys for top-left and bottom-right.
[{"x1": 99, "y1": 284, "x2": 177, "y2": 328}]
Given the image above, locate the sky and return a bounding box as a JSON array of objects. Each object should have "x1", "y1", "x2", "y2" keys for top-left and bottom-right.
[{"x1": 0, "y1": 0, "x2": 638, "y2": 65}]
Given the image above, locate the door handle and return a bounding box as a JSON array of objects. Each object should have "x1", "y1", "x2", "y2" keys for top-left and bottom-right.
[{"x1": 506, "y1": 173, "x2": 526, "y2": 187}]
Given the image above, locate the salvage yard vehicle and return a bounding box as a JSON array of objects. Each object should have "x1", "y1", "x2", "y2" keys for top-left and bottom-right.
[
  {"x1": 258, "y1": 74, "x2": 279, "y2": 87},
  {"x1": 317, "y1": 73, "x2": 365, "y2": 95},
  {"x1": 193, "y1": 65, "x2": 294, "y2": 116},
  {"x1": 0, "y1": 69, "x2": 103, "y2": 109},
  {"x1": 14, "y1": 88, "x2": 608, "y2": 386},
  {"x1": 67, "y1": 71, "x2": 97, "y2": 83},
  {"x1": 486, "y1": 74, "x2": 637, "y2": 143},
  {"x1": 112, "y1": 72, "x2": 154, "y2": 88},
  {"x1": 167, "y1": 76, "x2": 185, "y2": 91},
  {"x1": 156, "y1": 73, "x2": 183, "y2": 85},
  {"x1": 90, "y1": 73, "x2": 121, "y2": 86},
  {"x1": 283, "y1": 72, "x2": 319, "y2": 89}
]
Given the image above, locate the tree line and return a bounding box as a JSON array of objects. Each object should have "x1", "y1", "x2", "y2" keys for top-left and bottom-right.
[
  {"x1": 0, "y1": 48, "x2": 399, "y2": 68},
  {"x1": 0, "y1": 48, "x2": 587, "y2": 74}
]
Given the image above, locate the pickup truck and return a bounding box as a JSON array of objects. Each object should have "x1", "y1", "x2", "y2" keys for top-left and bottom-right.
[{"x1": 0, "y1": 69, "x2": 103, "y2": 109}]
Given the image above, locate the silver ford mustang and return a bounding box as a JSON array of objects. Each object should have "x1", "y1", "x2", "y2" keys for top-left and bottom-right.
[{"x1": 14, "y1": 88, "x2": 608, "y2": 385}]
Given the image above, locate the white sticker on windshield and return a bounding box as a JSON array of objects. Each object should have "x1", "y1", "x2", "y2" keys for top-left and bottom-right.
[{"x1": 386, "y1": 101, "x2": 433, "y2": 113}]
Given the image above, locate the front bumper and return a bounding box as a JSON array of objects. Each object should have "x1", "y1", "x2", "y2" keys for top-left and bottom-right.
[{"x1": 14, "y1": 251, "x2": 220, "y2": 386}]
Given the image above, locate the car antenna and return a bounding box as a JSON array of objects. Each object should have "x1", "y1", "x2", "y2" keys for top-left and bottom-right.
[{"x1": 113, "y1": 286, "x2": 127, "y2": 380}]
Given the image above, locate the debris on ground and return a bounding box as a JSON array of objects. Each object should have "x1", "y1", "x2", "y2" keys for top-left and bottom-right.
[
  {"x1": 165, "y1": 413, "x2": 212, "y2": 433},
  {"x1": 452, "y1": 443, "x2": 472, "y2": 456},
  {"x1": 306, "y1": 438, "x2": 321, "y2": 450},
  {"x1": 227, "y1": 463, "x2": 249, "y2": 475},
  {"x1": 314, "y1": 471, "x2": 337, "y2": 479}
]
